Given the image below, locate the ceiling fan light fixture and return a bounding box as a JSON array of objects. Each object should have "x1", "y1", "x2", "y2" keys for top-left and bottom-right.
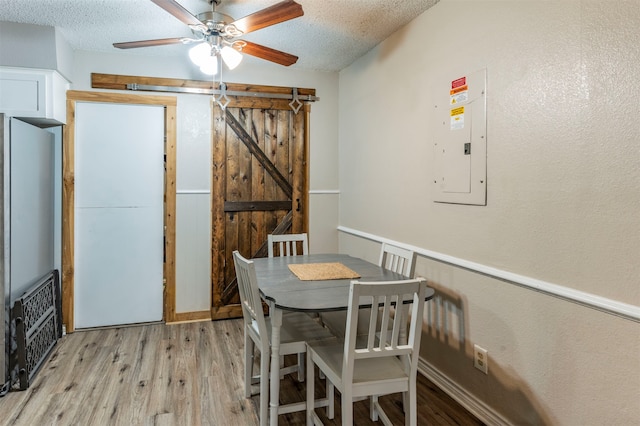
[
  {"x1": 189, "y1": 42, "x2": 212, "y2": 66},
  {"x1": 221, "y1": 45, "x2": 243, "y2": 70},
  {"x1": 199, "y1": 55, "x2": 218, "y2": 75}
]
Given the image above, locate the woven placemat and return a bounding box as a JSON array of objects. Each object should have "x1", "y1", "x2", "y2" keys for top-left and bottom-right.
[{"x1": 288, "y1": 262, "x2": 361, "y2": 281}]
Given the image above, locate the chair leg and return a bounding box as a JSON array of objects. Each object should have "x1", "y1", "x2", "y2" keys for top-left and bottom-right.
[
  {"x1": 244, "y1": 333, "x2": 253, "y2": 398},
  {"x1": 327, "y1": 378, "x2": 335, "y2": 419},
  {"x1": 341, "y1": 389, "x2": 353, "y2": 426},
  {"x1": 259, "y1": 347, "x2": 269, "y2": 426},
  {"x1": 306, "y1": 350, "x2": 315, "y2": 425},
  {"x1": 370, "y1": 395, "x2": 379, "y2": 421},
  {"x1": 407, "y1": 379, "x2": 417, "y2": 426},
  {"x1": 298, "y1": 352, "x2": 305, "y2": 382}
]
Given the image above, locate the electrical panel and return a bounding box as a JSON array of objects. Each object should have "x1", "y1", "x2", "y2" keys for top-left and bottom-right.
[{"x1": 432, "y1": 68, "x2": 487, "y2": 205}]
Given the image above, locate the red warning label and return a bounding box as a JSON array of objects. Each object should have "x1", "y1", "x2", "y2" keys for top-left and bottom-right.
[{"x1": 451, "y1": 77, "x2": 466, "y2": 90}]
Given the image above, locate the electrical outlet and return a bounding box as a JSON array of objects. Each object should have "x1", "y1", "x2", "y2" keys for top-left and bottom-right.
[{"x1": 474, "y1": 344, "x2": 488, "y2": 374}]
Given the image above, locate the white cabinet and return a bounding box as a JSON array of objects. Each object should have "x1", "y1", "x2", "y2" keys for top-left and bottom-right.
[{"x1": 0, "y1": 67, "x2": 70, "y2": 125}]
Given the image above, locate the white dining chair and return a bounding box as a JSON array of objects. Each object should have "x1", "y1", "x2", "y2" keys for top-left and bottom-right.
[
  {"x1": 232, "y1": 250, "x2": 334, "y2": 425},
  {"x1": 376, "y1": 243, "x2": 417, "y2": 337},
  {"x1": 268, "y1": 232, "x2": 320, "y2": 325},
  {"x1": 306, "y1": 278, "x2": 428, "y2": 426},
  {"x1": 267, "y1": 232, "x2": 309, "y2": 257},
  {"x1": 320, "y1": 243, "x2": 417, "y2": 338},
  {"x1": 378, "y1": 243, "x2": 416, "y2": 277}
]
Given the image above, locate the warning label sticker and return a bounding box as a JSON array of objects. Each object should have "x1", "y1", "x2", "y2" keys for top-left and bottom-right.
[
  {"x1": 450, "y1": 90, "x2": 468, "y2": 105},
  {"x1": 451, "y1": 77, "x2": 466, "y2": 90},
  {"x1": 450, "y1": 84, "x2": 469, "y2": 105},
  {"x1": 450, "y1": 85, "x2": 468, "y2": 95},
  {"x1": 450, "y1": 106, "x2": 465, "y2": 130}
]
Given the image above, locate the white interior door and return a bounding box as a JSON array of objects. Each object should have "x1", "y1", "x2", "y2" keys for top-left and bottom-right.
[{"x1": 74, "y1": 102, "x2": 164, "y2": 328}]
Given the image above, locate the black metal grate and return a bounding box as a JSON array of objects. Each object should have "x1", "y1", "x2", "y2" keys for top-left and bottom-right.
[{"x1": 10, "y1": 270, "x2": 61, "y2": 391}]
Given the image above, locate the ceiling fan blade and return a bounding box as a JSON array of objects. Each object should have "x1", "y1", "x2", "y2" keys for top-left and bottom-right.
[
  {"x1": 231, "y1": 0, "x2": 303, "y2": 35},
  {"x1": 240, "y1": 41, "x2": 298, "y2": 66},
  {"x1": 113, "y1": 37, "x2": 186, "y2": 49},
  {"x1": 151, "y1": 0, "x2": 205, "y2": 29}
]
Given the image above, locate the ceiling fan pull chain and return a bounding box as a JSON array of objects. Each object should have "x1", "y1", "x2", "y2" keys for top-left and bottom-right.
[
  {"x1": 214, "y1": 82, "x2": 230, "y2": 110},
  {"x1": 289, "y1": 87, "x2": 303, "y2": 114},
  {"x1": 216, "y1": 59, "x2": 230, "y2": 110}
]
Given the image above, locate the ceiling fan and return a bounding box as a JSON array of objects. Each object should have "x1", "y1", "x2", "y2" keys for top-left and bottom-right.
[{"x1": 113, "y1": 0, "x2": 304, "y2": 75}]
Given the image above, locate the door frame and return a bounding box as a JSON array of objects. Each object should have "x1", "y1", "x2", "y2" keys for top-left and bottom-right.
[{"x1": 62, "y1": 90, "x2": 177, "y2": 332}]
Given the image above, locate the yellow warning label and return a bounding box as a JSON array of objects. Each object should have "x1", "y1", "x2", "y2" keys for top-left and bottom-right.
[{"x1": 450, "y1": 106, "x2": 464, "y2": 116}]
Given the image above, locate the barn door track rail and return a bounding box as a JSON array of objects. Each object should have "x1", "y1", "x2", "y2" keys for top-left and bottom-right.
[{"x1": 91, "y1": 73, "x2": 318, "y2": 113}]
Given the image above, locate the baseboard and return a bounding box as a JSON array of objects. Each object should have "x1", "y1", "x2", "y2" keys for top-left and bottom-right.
[
  {"x1": 418, "y1": 358, "x2": 510, "y2": 426},
  {"x1": 169, "y1": 310, "x2": 211, "y2": 324}
]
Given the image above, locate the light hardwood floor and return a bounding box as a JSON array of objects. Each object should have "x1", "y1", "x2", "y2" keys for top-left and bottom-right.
[{"x1": 0, "y1": 320, "x2": 484, "y2": 425}]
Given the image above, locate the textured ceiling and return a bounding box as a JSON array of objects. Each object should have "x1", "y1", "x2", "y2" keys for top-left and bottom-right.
[{"x1": 0, "y1": 0, "x2": 439, "y2": 72}]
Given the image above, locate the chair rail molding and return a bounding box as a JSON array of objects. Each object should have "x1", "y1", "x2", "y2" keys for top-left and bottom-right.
[
  {"x1": 337, "y1": 226, "x2": 640, "y2": 322},
  {"x1": 309, "y1": 189, "x2": 340, "y2": 194},
  {"x1": 176, "y1": 189, "x2": 210, "y2": 194}
]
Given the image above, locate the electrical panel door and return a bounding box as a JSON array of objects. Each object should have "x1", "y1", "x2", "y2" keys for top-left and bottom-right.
[{"x1": 432, "y1": 69, "x2": 487, "y2": 205}]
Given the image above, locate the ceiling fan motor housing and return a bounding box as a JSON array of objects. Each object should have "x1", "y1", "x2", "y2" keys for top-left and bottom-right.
[{"x1": 194, "y1": 11, "x2": 241, "y2": 38}]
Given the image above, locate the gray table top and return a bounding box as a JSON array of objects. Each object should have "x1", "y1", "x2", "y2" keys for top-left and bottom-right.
[{"x1": 251, "y1": 253, "x2": 435, "y2": 312}]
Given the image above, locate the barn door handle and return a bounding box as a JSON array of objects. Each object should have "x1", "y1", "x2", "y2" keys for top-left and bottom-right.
[{"x1": 296, "y1": 198, "x2": 301, "y2": 212}]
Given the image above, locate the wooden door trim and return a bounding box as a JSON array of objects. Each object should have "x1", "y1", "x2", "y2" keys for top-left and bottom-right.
[{"x1": 63, "y1": 90, "x2": 177, "y2": 332}]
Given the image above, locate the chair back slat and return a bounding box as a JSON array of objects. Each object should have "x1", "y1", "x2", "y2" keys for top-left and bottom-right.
[
  {"x1": 366, "y1": 295, "x2": 381, "y2": 348},
  {"x1": 268, "y1": 233, "x2": 309, "y2": 257},
  {"x1": 343, "y1": 278, "x2": 427, "y2": 371}
]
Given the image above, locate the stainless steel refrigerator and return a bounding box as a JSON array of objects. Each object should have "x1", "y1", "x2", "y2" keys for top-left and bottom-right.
[{"x1": 1, "y1": 114, "x2": 56, "y2": 394}]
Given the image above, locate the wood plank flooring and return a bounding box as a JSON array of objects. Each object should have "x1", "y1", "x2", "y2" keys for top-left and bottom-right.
[{"x1": 0, "y1": 320, "x2": 484, "y2": 425}]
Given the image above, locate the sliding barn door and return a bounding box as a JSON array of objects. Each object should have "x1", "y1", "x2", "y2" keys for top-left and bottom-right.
[{"x1": 211, "y1": 102, "x2": 308, "y2": 319}]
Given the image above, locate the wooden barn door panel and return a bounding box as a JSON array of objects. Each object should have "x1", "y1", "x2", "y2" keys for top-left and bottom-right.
[{"x1": 212, "y1": 102, "x2": 307, "y2": 319}]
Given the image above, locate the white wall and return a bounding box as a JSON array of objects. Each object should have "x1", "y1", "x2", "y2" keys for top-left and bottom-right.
[
  {"x1": 71, "y1": 50, "x2": 339, "y2": 314},
  {"x1": 338, "y1": 1, "x2": 639, "y2": 424}
]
